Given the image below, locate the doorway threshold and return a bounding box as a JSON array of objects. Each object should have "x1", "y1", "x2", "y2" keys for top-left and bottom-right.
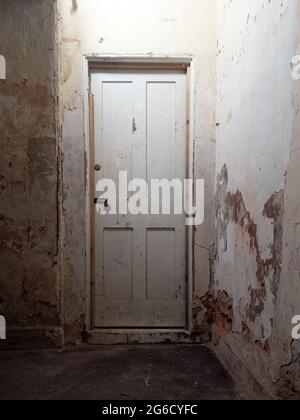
[{"x1": 86, "y1": 329, "x2": 197, "y2": 345}]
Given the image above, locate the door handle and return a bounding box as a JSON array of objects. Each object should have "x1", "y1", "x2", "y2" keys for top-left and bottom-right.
[{"x1": 94, "y1": 198, "x2": 109, "y2": 207}]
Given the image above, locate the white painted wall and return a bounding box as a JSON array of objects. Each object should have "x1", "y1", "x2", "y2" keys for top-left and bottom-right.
[
  {"x1": 59, "y1": 0, "x2": 217, "y2": 339},
  {"x1": 215, "y1": 0, "x2": 300, "y2": 398}
]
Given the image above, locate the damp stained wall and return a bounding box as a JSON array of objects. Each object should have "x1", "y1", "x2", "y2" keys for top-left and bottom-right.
[
  {"x1": 0, "y1": 0, "x2": 62, "y2": 347},
  {"x1": 59, "y1": 0, "x2": 217, "y2": 342},
  {"x1": 215, "y1": 0, "x2": 300, "y2": 398},
  {"x1": 0, "y1": 0, "x2": 299, "y2": 398}
]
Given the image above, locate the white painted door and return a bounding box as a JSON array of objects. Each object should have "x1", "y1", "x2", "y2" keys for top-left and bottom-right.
[{"x1": 91, "y1": 69, "x2": 187, "y2": 328}]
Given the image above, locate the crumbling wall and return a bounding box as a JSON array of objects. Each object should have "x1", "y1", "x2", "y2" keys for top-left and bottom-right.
[
  {"x1": 59, "y1": 0, "x2": 217, "y2": 343},
  {"x1": 274, "y1": 1, "x2": 300, "y2": 399},
  {"x1": 0, "y1": 0, "x2": 62, "y2": 348},
  {"x1": 215, "y1": 0, "x2": 300, "y2": 398}
]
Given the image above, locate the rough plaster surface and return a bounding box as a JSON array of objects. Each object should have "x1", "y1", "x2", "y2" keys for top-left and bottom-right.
[
  {"x1": 1, "y1": 0, "x2": 299, "y2": 399},
  {"x1": 0, "y1": 0, "x2": 62, "y2": 347},
  {"x1": 58, "y1": 0, "x2": 217, "y2": 342},
  {"x1": 215, "y1": 0, "x2": 300, "y2": 399}
]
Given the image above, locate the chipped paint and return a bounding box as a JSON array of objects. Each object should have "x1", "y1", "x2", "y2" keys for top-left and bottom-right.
[
  {"x1": 215, "y1": 0, "x2": 300, "y2": 399},
  {"x1": 215, "y1": 165, "x2": 283, "y2": 324},
  {"x1": 1, "y1": 0, "x2": 299, "y2": 400}
]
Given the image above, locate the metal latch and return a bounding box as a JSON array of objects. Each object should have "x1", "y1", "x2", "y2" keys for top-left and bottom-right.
[{"x1": 94, "y1": 198, "x2": 109, "y2": 207}]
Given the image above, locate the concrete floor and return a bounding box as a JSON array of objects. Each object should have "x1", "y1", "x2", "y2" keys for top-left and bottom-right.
[{"x1": 0, "y1": 345, "x2": 240, "y2": 400}]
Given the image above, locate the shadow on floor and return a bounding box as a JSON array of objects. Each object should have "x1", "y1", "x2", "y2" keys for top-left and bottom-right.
[{"x1": 0, "y1": 345, "x2": 240, "y2": 400}]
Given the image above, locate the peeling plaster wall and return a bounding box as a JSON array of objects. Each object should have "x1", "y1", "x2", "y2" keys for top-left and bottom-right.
[
  {"x1": 0, "y1": 0, "x2": 61, "y2": 348},
  {"x1": 59, "y1": 0, "x2": 217, "y2": 342},
  {"x1": 275, "y1": 1, "x2": 300, "y2": 398},
  {"x1": 215, "y1": 0, "x2": 300, "y2": 398}
]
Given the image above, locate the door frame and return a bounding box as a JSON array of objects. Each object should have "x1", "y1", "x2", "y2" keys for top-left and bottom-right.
[{"x1": 83, "y1": 54, "x2": 195, "y2": 342}]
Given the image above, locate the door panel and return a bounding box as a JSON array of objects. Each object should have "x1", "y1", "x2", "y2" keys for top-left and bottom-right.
[
  {"x1": 102, "y1": 82, "x2": 133, "y2": 183},
  {"x1": 91, "y1": 69, "x2": 187, "y2": 329},
  {"x1": 103, "y1": 228, "x2": 133, "y2": 299},
  {"x1": 146, "y1": 228, "x2": 175, "y2": 299},
  {"x1": 147, "y1": 82, "x2": 176, "y2": 181}
]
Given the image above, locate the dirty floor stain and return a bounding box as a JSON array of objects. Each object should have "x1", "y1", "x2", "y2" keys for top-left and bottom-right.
[{"x1": 0, "y1": 346, "x2": 240, "y2": 400}]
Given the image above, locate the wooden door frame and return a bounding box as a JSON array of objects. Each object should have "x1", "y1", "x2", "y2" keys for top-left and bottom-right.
[{"x1": 83, "y1": 54, "x2": 195, "y2": 343}]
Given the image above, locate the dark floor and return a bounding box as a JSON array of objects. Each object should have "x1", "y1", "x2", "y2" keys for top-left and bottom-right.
[{"x1": 0, "y1": 345, "x2": 240, "y2": 400}]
